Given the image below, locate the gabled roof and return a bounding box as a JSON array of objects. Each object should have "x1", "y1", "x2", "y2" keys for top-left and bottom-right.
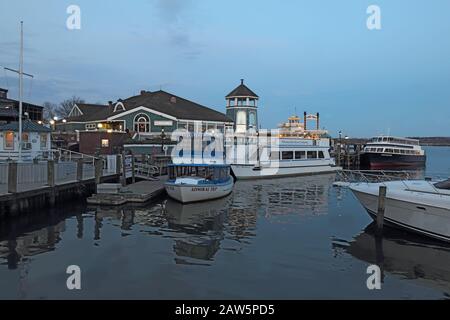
[
  {"x1": 0, "y1": 120, "x2": 51, "y2": 132},
  {"x1": 226, "y1": 79, "x2": 258, "y2": 98},
  {"x1": 66, "y1": 90, "x2": 233, "y2": 123},
  {"x1": 114, "y1": 90, "x2": 233, "y2": 122},
  {"x1": 67, "y1": 103, "x2": 110, "y2": 122}
]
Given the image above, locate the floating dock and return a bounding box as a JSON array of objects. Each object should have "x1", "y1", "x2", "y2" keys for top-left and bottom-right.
[{"x1": 87, "y1": 177, "x2": 168, "y2": 206}]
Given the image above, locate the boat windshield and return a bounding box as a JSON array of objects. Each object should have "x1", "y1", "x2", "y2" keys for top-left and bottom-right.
[
  {"x1": 434, "y1": 179, "x2": 450, "y2": 190},
  {"x1": 169, "y1": 165, "x2": 230, "y2": 182}
]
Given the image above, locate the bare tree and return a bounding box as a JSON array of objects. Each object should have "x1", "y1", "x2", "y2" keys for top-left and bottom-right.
[
  {"x1": 58, "y1": 96, "x2": 85, "y2": 118},
  {"x1": 42, "y1": 101, "x2": 58, "y2": 120}
]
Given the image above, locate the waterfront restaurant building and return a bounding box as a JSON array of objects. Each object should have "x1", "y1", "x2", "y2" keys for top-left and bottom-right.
[{"x1": 57, "y1": 90, "x2": 234, "y2": 155}]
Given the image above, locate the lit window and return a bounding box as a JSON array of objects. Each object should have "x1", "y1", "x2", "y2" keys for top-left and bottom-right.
[
  {"x1": 101, "y1": 139, "x2": 109, "y2": 147},
  {"x1": 4, "y1": 131, "x2": 14, "y2": 150},
  {"x1": 134, "y1": 114, "x2": 150, "y2": 133}
]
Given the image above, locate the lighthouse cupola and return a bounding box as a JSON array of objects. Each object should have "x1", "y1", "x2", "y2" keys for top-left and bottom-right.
[{"x1": 225, "y1": 79, "x2": 259, "y2": 133}]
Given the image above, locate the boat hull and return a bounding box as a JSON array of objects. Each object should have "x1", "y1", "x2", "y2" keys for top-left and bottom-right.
[
  {"x1": 165, "y1": 179, "x2": 234, "y2": 203},
  {"x1": 231, "y1": 164, "x2": 339, "y2": 180},
  {"x1": 360, "y1": 153, "x2": 426, "y2": 169},
  {"x1": 351, "y1": 188, "x2": 450, "y2": 242}
]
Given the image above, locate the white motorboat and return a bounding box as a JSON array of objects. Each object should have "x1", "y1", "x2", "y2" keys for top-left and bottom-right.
[
  {"x1": 349, "y1": 178, "x2": 450, "y2": 242},
  {"x1": 165, "y1": 164, "x2": 234, "y2": 203}
]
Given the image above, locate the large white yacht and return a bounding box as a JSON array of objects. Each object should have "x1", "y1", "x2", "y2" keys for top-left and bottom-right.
[{"x1": 229, "y1": 114, "x2": 339, "y2": 180}]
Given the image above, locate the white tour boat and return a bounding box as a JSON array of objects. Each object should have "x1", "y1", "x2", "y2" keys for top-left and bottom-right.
[
  {"x1": 230, "y1": 114, "x2": 339, "y2": 180},
  {"x1": 165, "y1": 164, "x2": 234, "y2": 203},
  {"x1": 349, "y1": 178, "x2": 450, "y2": 242}
]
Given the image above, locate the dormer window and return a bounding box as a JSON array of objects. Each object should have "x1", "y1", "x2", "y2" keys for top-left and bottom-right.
[{"x1": 114, "y1": 102, "x2": 126, "y2": 112}]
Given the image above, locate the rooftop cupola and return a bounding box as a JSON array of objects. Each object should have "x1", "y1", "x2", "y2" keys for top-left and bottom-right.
[{"x1": 225, "y1": 79, "x2": 259, "y2": 132}]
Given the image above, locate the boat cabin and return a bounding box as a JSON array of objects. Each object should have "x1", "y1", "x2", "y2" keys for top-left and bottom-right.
[{"x1": 168, "y1": 164, "x2": 231, "y2": 184}]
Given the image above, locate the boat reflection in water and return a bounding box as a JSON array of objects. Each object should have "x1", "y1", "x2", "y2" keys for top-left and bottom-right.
[
  {"x1": 334, "y1": 223, "x2": 450, "y2": 294},
  {"x1": 232, "y1": 173, "x2": 335, "y2": 217},
  {"x1": 164, "y1": 197, "x2": 229, "y2": 263}
]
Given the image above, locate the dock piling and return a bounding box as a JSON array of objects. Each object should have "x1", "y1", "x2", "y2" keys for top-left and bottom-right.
[
  {"x1": 376, "y1": 186, "x2": 387, "y2": 233},
  {"x1": 77, "y1": 159, "x2": 83, "y2": 181},
  {"x1": 7, "y1": 162, "x2": 18, "y2": 194}
]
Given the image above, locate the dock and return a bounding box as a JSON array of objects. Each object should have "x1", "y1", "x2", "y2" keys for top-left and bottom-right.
[{"x1": 87, "y1": 177, "x2": 168, "y2": 206}]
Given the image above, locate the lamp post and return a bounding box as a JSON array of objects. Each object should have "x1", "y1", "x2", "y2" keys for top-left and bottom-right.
[
  {"x1": 338, "y1": 130, "x2": 342, "y2": 167},
  {"x1": 161, "y1": 128, "x2": 166, "y2": 155}
]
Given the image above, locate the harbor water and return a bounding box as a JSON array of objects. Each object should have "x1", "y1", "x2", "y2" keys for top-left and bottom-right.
[{"x1": 0, "y1": 147, "x2": 449, "y2": 299}]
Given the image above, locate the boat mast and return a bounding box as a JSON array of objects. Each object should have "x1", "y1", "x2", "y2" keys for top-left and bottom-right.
[{"x1": 19, "y1": 21, "x2": 23, "y2": 162}]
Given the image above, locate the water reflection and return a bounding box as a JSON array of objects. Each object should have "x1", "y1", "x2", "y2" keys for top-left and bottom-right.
[
  {"x1": 0, "y1": 213, "x2": 68, "y2": 270},
  {"x1": 333, "y1": 223, "x2": 450, "y2": 295}
]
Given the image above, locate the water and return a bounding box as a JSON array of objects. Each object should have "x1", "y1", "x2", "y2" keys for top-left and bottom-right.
[{"x1": 0, "y1": 147, "x2": 449, "y2": 299}]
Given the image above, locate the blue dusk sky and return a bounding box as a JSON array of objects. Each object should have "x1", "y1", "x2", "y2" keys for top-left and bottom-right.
[{"x1": 1, "y1": 0, "x2": 449, "y2": 137}]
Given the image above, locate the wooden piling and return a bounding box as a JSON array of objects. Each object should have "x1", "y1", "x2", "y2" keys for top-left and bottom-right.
[
  {"x1": 77, "y1": 159, "x2": 83, "y2": 181},
  {"x1": 94, "y1": 158, "x2": 103, "y2": 185},
  {"x1": 47, "y1": 160, "x2": 56, "y2": 206},
  {"x1": 376, "y1": 186, "x2": 387, "y2": 232},
  {"x1": 131, "y1": 152, "x2": 136, "y2": 184},
  {"x1": 7, "y1": 162, "x2": 18, "y2": 194},
  {"x1": 121, "y1": 152, "x2": 127, "y2": 186}
]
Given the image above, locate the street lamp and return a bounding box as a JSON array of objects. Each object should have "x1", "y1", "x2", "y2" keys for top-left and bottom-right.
[{"x1": 161, "y1": 128, "x2": 166, "y2": 154}]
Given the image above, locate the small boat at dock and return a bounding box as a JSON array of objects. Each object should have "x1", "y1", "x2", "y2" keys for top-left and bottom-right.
[{"x1": 165, "y1": 164, "x2": 234, "y2": 203}]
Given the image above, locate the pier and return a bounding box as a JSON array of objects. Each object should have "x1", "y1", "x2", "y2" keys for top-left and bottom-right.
[{"x1": 0, "y1": 151, "x2": 168, "y2": 217}]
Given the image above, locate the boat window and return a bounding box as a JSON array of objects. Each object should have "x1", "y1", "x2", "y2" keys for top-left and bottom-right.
[
  {"x1": 434, "y1": 179, "x2": 450, "y2": 190},
  {"x1": 318, "y1": 151, "x2": 325, "y2": 159},
  {"x1": 377, "y1": 148, "x2": 383, "y2": 152},
  {"x1": 382, "y1": 137, "x2": 387, "y2": 142},
  {"x1": 295, "y1": 151, "x2": 306, "y2": 159},
  {"x1": 307, "y1": 151, "x2": 317, "y2": 159},
  {"x1": 281, "y1": 151, "x2": 294, "y2": 160},
  {"x1": 393, "y1": 149, "x2": 400, "y2": 154},
  {"x1": 385, "y1": 148, "x2": 393, "y2": 153}
]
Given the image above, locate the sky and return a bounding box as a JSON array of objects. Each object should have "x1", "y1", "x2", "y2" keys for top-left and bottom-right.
[{"x1": 1, "y1": 0, "x2": 450, "y2": 138}]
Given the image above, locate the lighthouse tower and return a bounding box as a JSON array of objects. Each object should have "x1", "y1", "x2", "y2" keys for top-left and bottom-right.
[{"x1": 226, "y1": 79, "x2": 259, "y2": 133}]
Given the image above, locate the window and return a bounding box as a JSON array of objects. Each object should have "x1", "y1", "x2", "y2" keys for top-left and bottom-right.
[
  {"x1": 307, "y1": 151, "x2": 317, "y2": 159},
  {"x1": 377, "y1": 148, "x2": 383, "y2": 152},
  {"x1": 40, "y1": 134, "x2": 48, "y2": 150},
  {"x1": 236, "y1": 110, "x2": 246, "y2": 125},
  {"x1": 295, "y1": 151, "x2": 306, "y2": 159},
  {"x1": 86, "y1": 123, "x2": 96, "y2": 130},
  {"x1": 281, "y1": 151, "x2": 294, "y2": 160},
  {"x1": 4, "y1": 131, "x2": 14, "y2": 150},
  {"x1": 318, "y1": 151, "x2": 325, "y2": 159},
  {"x1": 385, "y1": 149, "x2": 393, "y2": 153},
  {"x1": 249, "y1": 112, "x2": 257, "y2": 127},
  {"x1": 21, "y1": 133, "x2": 31, "y2": 150},
  {"x1": 101, "y1": 139, "x2": 109, "y2": 147},
  {"x1": 134, "y1": 114, "x2": 150, "y2": 133},
  {"x1": 270, "y1": 151, "x2": 280, "y2": 160}
]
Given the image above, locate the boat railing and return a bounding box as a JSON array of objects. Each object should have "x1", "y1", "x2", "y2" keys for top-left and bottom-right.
[
  {"x1": 335, "y1": 169, "x2": 450, "y2": 195},
  {"x1": 335, "y1": 169, "x2": 416, "y2": 184}
]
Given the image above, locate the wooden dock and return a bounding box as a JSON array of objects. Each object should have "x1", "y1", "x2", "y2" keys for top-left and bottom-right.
[{"x1": 87, "y1": 177, "x2": 168, "y2": 206}]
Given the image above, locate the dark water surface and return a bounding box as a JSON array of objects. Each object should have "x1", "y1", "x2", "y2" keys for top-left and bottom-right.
[{"x1": 0, "y1": 147, "x2": 449, "y2": 299}]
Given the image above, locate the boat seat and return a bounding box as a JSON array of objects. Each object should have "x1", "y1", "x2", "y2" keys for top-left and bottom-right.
[{"x1": 434, "y1": 179, "x2": 450, "y2": 190}]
